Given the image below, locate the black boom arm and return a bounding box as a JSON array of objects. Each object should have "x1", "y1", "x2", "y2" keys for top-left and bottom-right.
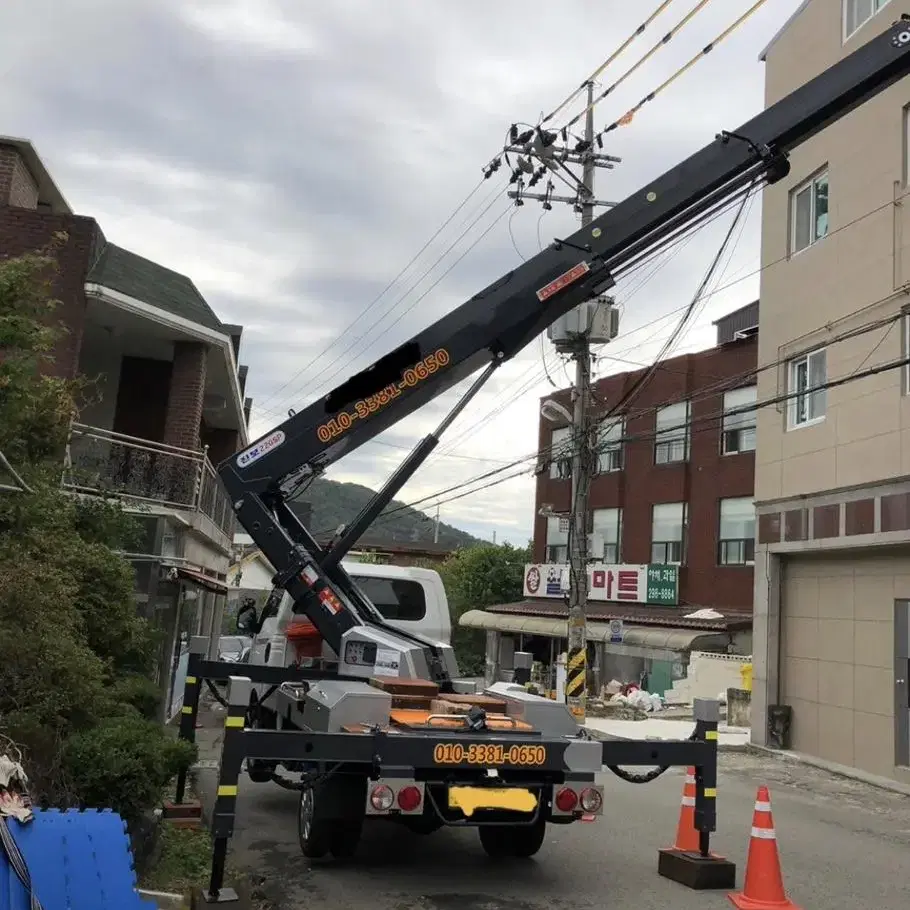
[{"x1": 218, "y1": 18, "x2": 910, "y2": 668}]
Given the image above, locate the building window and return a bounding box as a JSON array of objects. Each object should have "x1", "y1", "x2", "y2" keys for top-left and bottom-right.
[
  {"x1": 791, "y1": 170, "x2": 829, "y2": 254},
  {"x1": 655, "y1": 402, "x2": 689, "y2": 464},
  {"x1": 651, "y1": 502, "x2": 687, "y2": 565},
  {"x1": 597, "y1": 420, "x2": 624, "y2": 473},
  {"x1": 788, "y1": 348, "x2": 827, "y2": 428},
  {"x1": 721, "y1": 385, "x2": 757, "y2": 454},
  {"x1": 844, "y1": 0, "x2": 891, "y2": 41},
  {"x1": 592, "y1": 508, "x2": 622, "y2": 563},
  {"x1": 718, "y1": 497, "x2": 756, "y2": 566},
  {"x1": 546, "y1": 515, "x2": 569, "y2": 563},
  {"x1": 549, "y1": 426, "x2": 572, "y2": 480}
]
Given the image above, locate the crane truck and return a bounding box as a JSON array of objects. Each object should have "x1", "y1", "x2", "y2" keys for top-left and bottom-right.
[{"x1": 176, "y1": 16, "x2": 910, "y2": 905}]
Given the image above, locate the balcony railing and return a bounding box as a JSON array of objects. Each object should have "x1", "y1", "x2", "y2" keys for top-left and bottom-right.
[{"x1": 63, "y1": 423, "x2": 235, "y2": 538}]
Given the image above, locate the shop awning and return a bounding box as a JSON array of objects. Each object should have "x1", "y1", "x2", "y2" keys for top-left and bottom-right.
[
  {"x1": 174, "y1": 566, "x2": 229, "y2": 595},
  {"x1": 458, "y1": 609, "x2": 729, "y2": 661}
]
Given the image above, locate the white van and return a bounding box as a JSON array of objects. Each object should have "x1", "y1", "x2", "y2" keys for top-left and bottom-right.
[{"x1": 238, "y1": 560, "x2": 451, "y2": 780}]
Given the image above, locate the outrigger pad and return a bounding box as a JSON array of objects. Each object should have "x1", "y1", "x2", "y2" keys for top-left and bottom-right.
[
  {"x1": 191, "y1": 885, "x2": 250, "y2": 907},
  {"x1": 657, "y1": 848, "x2": 737, "y2": 890}
]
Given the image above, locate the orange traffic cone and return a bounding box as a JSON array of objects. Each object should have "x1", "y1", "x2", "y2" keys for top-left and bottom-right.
[
  {"x1": 728, "y1": 786, "x2": 801, "y2": 909},
  {"x1": 667, "y1": 767, "x2": 699, "y2": 852}
]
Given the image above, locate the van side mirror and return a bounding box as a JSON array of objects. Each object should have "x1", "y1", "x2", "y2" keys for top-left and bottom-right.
[{"x1": 236, "y1": 602, "x2": 259, "y2": 635}]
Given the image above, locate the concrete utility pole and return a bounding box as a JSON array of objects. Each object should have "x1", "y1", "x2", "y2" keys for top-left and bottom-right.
[
  {"x1": 434, "y1": 504, "x2": 440, "y2": 544},
  {"x1": 564, "y1": 82, "x2": 596, "y2": 724},
  {"x1": 495, "y1": 83, "x2": 620, "y2": 723}
]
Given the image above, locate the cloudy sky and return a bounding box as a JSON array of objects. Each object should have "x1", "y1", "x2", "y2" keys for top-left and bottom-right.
[{"x1": 3, "y1": 0, "x2": 803, "y2": 545}]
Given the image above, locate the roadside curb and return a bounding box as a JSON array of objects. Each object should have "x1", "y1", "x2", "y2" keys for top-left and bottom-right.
[{"x1": 746, "y1": 743, "x2": 910, "y2": 797}]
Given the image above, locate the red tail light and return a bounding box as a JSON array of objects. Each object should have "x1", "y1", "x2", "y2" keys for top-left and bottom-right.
[
  {"x1": 397, "y1": 785, "x2": 422, "y2": 811},
  {"x1": 555, "y1": 787, "x2": 578, "y2": 812}
]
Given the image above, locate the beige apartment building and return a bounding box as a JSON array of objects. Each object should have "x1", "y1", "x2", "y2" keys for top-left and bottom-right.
[{"x1": 753, "y1": 0, "x2": 910, "y2": 785}]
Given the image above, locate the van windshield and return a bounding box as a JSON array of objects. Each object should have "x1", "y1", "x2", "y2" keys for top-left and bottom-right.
[{"x1": 350, "y1": 576, "x2": 427, "y2": 621}]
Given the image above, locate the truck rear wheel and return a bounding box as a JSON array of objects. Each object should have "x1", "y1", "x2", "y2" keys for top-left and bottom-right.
[
  {"x1": 478, "y1": 820, "x2": 547, "y2": 858},
  {"x1": 297, "y1": 776, "x2": 365, "y2": 860},
  {"x1": 245, "y1": 695, "x2": 276, "y2": 784}
]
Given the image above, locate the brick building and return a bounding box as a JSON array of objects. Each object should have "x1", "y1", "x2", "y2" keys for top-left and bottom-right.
[
  {"x1": 532, "y1": 300, "x2": 760, "y2": 612},
  {"x1": 1, "y1": 135, "x2": 252, "y2": 720},
  {"x1": 458, "y1": 302, "x2": 759, "y2": 697}
]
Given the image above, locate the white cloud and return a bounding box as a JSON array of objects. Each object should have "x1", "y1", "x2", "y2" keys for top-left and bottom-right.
[{"x1": 1, "y1": 0, "x2": 805, "y2": 544}]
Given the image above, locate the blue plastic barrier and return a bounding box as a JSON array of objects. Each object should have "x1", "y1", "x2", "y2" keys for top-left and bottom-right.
[{"x1": 0, "y1": 808, "x2": 158, "y2": 910}]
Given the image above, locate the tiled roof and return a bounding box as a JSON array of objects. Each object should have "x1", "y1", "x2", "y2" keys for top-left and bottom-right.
[
  {"x1": 486, "y1": 599, "x2": 753, "y2": 632},
  {"x1": 87, "y1": 243, "x2": 224, "y2": 331}
]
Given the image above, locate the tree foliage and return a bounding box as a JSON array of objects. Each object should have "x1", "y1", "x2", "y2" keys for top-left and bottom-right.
[
  {"x1": 0, "y1": 247, "x2": 194, "y2": 822},
  {"x1": 437, "y1": 542, "x2": 531, "y2": 676}
]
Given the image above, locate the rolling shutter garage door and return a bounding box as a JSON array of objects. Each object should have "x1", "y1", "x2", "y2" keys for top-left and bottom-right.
[{"x1": 780, "y1": 550, "x2": 903, "y2": 778}]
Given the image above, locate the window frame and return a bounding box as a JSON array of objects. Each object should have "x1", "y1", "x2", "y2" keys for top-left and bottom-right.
[
  {"x1": 548, "y1": 426, "x2": 572, "y2": 480},
  {"x1": 843, "y1": 0, "x2": 891, "y2": 42},
  {"x1": 650, "y1": 501, "x2": 687, "y2": 566},
  {"x1": 597, "y1": 420, "x2": 624, "y2": 474},
  {"x1": 717, "y1": 497, "x2": 756, "y2": 567},
  {"x1": 591, "y1": 507, "x2": 622, "y2": 564},
  {"x1": 654, "y1": 401, "x2": 690, "y2": 465},
  {"x1": 787, "y1": 347, "x2": 827, "y2": 429},
  {"x1": 790, "y1": 168, "x2": 829, "y2": 255},
  {"x1": 545, "y1": 514, "x2": 569, "y2": 563},
  {"x1": 721, "y1": 385, "x2": 757, "y2": 455},
  {"x1": 904, "y1": 310, "x2": 910, "y2": 395}
]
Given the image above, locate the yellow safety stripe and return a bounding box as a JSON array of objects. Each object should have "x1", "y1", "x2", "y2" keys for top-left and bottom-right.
[
  {"x1": 706, "y1": 730, "x2": 718, "y2": 740},
  {"x1": 181, "y1": 706, "x2": 193, "y2": 715},
  {"x1": 567, "y1": 650, "x2": 586, "y2": 673},
  {"x1": 225, "y1": 716, "x2": 245, "y2": 728},
  {"x1": 217, "y1": 785, "x2": 238, "y2": 797},
  {"x1": 185, "y1": 676, "x2": 197, "y2": 685},
  {"x1": 704, "y1": 788, "x2": 717, "y2": 798}
]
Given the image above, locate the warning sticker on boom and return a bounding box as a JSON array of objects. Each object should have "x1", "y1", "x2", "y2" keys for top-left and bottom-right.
[{"x1": 536, "y1": 262, "x2": 591, "y2": 302}]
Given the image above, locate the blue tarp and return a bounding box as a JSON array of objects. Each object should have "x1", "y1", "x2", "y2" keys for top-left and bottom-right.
[{"x1": 0, "y1": 808, "x2": 158, "y2": 910}]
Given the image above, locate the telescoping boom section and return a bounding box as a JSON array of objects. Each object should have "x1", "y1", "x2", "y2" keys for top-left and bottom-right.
[{"x1": 219, "y1": 19, "x2": 910, "y2": 669}]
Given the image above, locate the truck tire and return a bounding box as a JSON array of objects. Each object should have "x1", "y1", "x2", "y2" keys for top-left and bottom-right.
[
  {"x1": 297, "y1": 786, "x2": 331, "y2": 859},
  {"x1": 245, "y1": 695, "x2": 276, "y2": 784},
  {"x1": 478, "y1": 820, "x2": 547, "y2": 858},
  {"x1": 298, "y1": 776, "x2": 366, "y2": 860}
]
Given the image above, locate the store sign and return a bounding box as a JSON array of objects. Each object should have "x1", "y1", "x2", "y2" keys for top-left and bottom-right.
[{"x1": 523, "y1": 563, "x2": 679, "y2": 606}]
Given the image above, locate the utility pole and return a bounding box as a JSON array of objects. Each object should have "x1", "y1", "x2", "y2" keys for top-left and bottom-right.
[
  {"x1": 491, "y1": 83, "x2": 620, "y2": 724},
  {"x1": 564, "y1": 82, "x2": 596, "y2": 725},
  {"x1": 434, "y1": 504, "x2": 440, "y2": 544}
]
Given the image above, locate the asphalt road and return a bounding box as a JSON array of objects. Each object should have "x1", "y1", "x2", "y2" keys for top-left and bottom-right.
[{"x1": 193, "y1": 707, "x2": 910, "y2": 910}]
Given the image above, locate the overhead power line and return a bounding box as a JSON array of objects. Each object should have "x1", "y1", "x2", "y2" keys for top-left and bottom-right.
[
  {"x1": 592, "y1": 0, "x2": 770, "y2": 140},
  {"x1": 561, "y1": 0, "x2": 716, "y2": 132},
  {"x1": 256, "y1": 177, "x2": 489, "y2": 411},
  {"x1": 337, "y1": 348, "x2": 910, "y2": 538}
]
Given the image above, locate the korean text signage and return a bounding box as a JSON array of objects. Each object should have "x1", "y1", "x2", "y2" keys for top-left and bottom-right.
[{"x1": 523, "y1": 563, "x2": 679, "y2": 606}]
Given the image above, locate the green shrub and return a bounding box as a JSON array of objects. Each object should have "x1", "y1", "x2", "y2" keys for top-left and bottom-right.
[{"x1": 64, "y1": 714, "x2": 197, "y2": 824}]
